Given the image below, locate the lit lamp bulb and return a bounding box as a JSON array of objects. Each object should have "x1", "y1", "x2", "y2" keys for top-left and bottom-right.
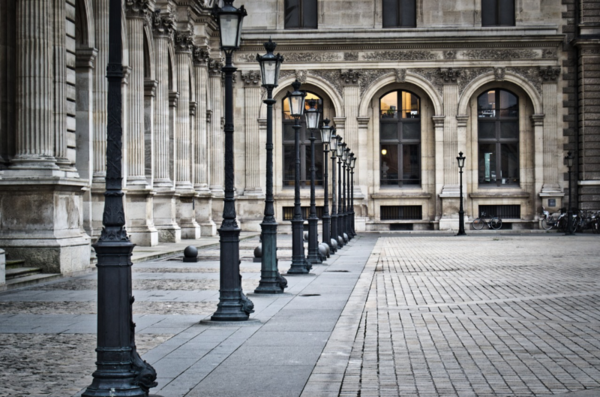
[{"x1": 381, "y1": 149, "x2": 387, "y2": 156}]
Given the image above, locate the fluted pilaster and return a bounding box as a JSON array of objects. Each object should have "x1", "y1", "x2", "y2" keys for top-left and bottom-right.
[
  {"x1": 53, "y1": 0, "x2": 70, "y2": 169},
  {"x1": 152, "y1": 11, "x2": 174, "y2": 187},
  {"x1": 13, "y1": 0, "x2": 57, "y2": 169},
  {"x1": 208, "y1": 58, "x2": 224, "y2": 195},
  {"x1": 126, "y1": 0, "x2": 150, "y2": 186},
  {"x1": 241, "y1": 71, "x2": 262, "y2": 194},
  {"x1": 92, "y1": 0, "x2": 109, "y2": 180},
  {"x1": 175, "y1": 32, "x2": 193, "y2": 190},
  {"x1": 443, "y1": 84, "x2": 459, "y2": 186},
  {"x1": 193, "y1": 46, "x2": 210, "y2": 191}
]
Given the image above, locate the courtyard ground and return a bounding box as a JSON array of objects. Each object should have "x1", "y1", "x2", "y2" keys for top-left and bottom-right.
[{"x1": 0, "y1": 232, "x2": 598, "y2": 397}]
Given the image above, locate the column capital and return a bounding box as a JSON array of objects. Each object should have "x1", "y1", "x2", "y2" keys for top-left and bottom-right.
[
  {"x1": 539, "y1": 66, "x2": 561, "y2": 82},
  {"x1": 340, "y1": 70, "x2": 361, "y2": 86},
  {"x1": 240, "y1": 71, "x2": 261, "y2": 86},
  {"x1": 456, "y1": 115, "x2": 469, "y2": 127},
  {"x1": 76, "y1": 47, "x2": 98, "y2": 69},
  {"x1": 208, "y1": 58, "x2": 223, "y2": 76},
  {"x1": 144, "y1": 79, "x2": 158, "y2": 97},
  {"x1": 438, "y1": 68, "x2": 461, "y2": 84},
  {"x1": 125, "y1": 0, "x2": 152, "y2": 20},
  {"x1": 206, "y1": 110, "x2": 212, "y2": 123},
  {"x1": 152, "y1": 10, "x2": 175, "y2": 39},
  {"x1": 531, "y1": 114, "x2": 545, "y2": 126},
  {"x1": 175, "y1": 32, "x2": 194, "y2": 54},
  {"x1": 432, "y1": 115, "x2": 446, "y2": 127},
  {"x1": 190, "y1": 101, "x2": 197, "y2": 116},
  {"x1": 169, "y1": 91, "x2": 179, "y2": 107},
  {"x1": 193, "y1": 46, "x2": 210, "y2": 65},
  {"x1": 357, "y1": 117, "x2": 370, "y2": 128}
]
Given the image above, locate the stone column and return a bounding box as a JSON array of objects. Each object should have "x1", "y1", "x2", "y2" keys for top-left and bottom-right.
[
  {"x1": 242, "y1": 71, "x2": 262, "y2": 195},
  {"x1": 12, "y1": 0, "x2": 57, "y2": 170},
  {"x1": 356, "y1": 117, "x2": 370, "y2": 232},
  {"x1": 124, "y1": 1, "x2": 157, "y2": 246},
  {"x1": 151, "y1": 11, "x2": 180, "y2": 243},
  {"x1": 341, "y1": 70, "x2": 360, "y2": 228},
  {"x1": 432, "y1": 116, "x2": 445, "y2": 221},
  {"x1": 208, "y1": 58, "x2": 224, "y2": 196},
  {"x1": 53, "y1": 0, "x2": 71, "y2": 170},
  {"x1": 192, "y1": 46, "x2": 216, "y2": 236},
  {"x1": 0, "y1": 0, "x2": 16, "y2": 169},
  {"x1": 540, "y1": 67, "x2": 561, "y2": 195}
]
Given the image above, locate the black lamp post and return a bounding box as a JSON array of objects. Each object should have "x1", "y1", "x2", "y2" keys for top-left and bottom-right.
[
  {"x1": 83, "y1": 0, "x2": 157, "y2": 395},
  {"x1": 565, "y1": 151, "x2": 575, "y2": 236},
  {"x1": 329, "y1": 130, "x2": 339, "y2": 252},
  {"x1": 210, "y1": 0, "x2": 253, "y2": 321},
  {"x1": 320, "y1": 119, "x2": 333, "y2": 253},
  {"x1": 457, "y1": 151, "x2": 466, "y2": 236},
  {"x1": 335, "y1": 137, "x2": 345, "y2": 247},
  {"x1": 305, "y1": 99, "x2": 322, "y2": 265},
  {"x1": 255, "y1": 39, "x2": 286, "y2": 293},
  {"x1": 349, "y1": 153, "x2": 356, "y2": 237},
  {"x1": 287, "y1": 80, "x2": 310, "y2": 274},
  {"x1": 341, "y1": 144, "x2": 349, "y2": 242}
]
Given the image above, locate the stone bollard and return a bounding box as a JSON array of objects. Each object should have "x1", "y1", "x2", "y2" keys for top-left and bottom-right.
[{"x1": 183, "y1": 246, "x2": 198, "y2": 263}]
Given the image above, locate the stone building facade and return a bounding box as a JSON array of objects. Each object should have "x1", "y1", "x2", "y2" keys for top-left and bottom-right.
[{"x1": 0, "y1": 0, "x2": 597, "y2": 278}]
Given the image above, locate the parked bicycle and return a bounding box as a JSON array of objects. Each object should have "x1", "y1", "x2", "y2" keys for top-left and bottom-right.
[
  {"x1": 472, "y1": 211, "x2": 502, "y2": 230},
  {"x1": 540, "y1": 206, "x2": 560, "y2": 230}
]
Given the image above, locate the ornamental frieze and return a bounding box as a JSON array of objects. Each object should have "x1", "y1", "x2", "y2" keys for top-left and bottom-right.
[
  {"x1": 362, "y1": 50, "x2": 438, "y2": 61},
  {"x1": 462, "y1": 49, "x2": 537, "y2": 60}
]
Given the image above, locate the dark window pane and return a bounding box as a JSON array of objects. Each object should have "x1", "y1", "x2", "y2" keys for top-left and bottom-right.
[
  {"x1": 499, "y1": 90, "x2": 518, "y2": 117},
  {"x1": 478, "y1": 90, "x2": 496, "y2": 117},
  {"x1": 402, "y1": 144, "x2": 420, "y2": 182},
  {"x1": 283, "y1": 144, "x2": 295, "y2": 185},
  {"x1": 479, "y1": 143, "x2": 496, "y2": 184},
  {"x1": 498, "y1": 0, "x2": 515, "y2": 26},
  {"x1": 284, "y1": 0, "x2": 300, "y2": 28},
  {"x1": 315, "y1": 144, "x2": 323, "y2": 186},
  {"x1": 283, "y1": 123, "x2": 295, "y2": 141},
  {"x1": 302, "y1": 0, "x2": 318, "y2": 28},
  {"x1": 381, "y1": 123, "x2": 397, "y2": 140},
  {"x1": 383, "y1": 0, "x2": 398, "y2": 27},
  {"x1": 399, "y1": 0, "x2": 416, "y2": 27},
  {"x1": 500, "y1": 121, "x2": 518, "y2": 139},
  {"x1": 402, "y1": 122, "x2": 420, "y2": 140},
  {"x1": 500, "y1": 143, "x2": 519, "y2": 184},
  {"x1": 479, "y1": 121, "x2": 496, "y2": 139},
  {"x1": 482, "y1": 0, "x2": 497, "y2": 26},
  {"x1": 381, "y1": 144, "x2": 398, "y2": 184}
]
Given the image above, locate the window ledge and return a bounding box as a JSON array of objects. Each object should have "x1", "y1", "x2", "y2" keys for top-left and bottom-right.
[
  {"x1": 372, "y1": 191, "x2": 432, "y2": 199},
  {"x1": 470, "y1": 190, "x2": 530, "y2": 199}
]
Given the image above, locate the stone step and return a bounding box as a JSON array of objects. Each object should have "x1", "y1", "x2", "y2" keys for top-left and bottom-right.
[
  {"x1": 6, "y1": 266, "x2": 42, "y2": 280},
  {"x1": 5, "y1": 273, "x2": 61, "y2": 289},
  {"x1": 6, "y1": 259, "x2": 26, "y2": 269}
]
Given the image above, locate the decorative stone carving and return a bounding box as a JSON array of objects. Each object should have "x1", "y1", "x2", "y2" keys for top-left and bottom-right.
[
  {"x1": 542, "y1": 49, "x2": 557, "y2": 59},
  {"x1": 494, "y1": 67, "x2": 505, "y2": 81},
  {"x1": 279, "y1": 70, "x2": 296, "y2": 81},
  {"x1": 463, "y1": 49, "x2": 537, "y2": 60},
  {"x1": 539, "y1": 66, "x2": 561, "y2": 82},
  {"x1": 410, "y1": 68, "x2": 444, "y2": 96},
  {"x1": 125, "y1": 0, "x2": 150, "y2": 19},
  {"x1": 444, "y1": 51, "x2": 457, "y2": 60},
  {"x1": 458, "y1": 68, "x2": 494, "y2": 95},
  {"x1": 240, "y1": 71, "x2": 261, "y2": 86},
  {"x1": 340, "y1": 70, "x2": 362, "y2": 85},
  {"x1": 359, "y1": 69, "x2": 394, "y2": 96},
  {"x1": 295, "y1": 70, "x2": 307, "y2": 83},
  {"x1": 152, "y1": 11, "x2": 175, "y2": 39},
  {"x1": 282, "y1": 52, "x2": 342, "y2": 63},
  {"x1": 506, "y1": 67, "x2": 543, "y2": 94},
  {"x1": 222, "y1": 71, "x2": 237, "y2": 83},
  {"x1": 438, "y1": 68, "x2": 461, "y2": 83},
  {"x1": 193, "y1": 46, "x2": 210, "y2": 65},
  {"x1": 309, "y1": 70, "x2": 343, "y2": 97},
  {"x1": 344, "y1": 52, "x2": 359, "y2": 61},
  {"x1": 206, "y1": 110, "x2": 212, "y2": 123},
  {"x1": 196, "y1": 0, "x2": 218, "y2": 8},
  {"x1": 175, "y1": 32, "x2": 194, "y2": 53},
  {"x1": 169, "y1": 92, "x2": 179, "y2": 107},
  {"x1": 362, "y1": 50, "x2": 438, "y2": 61},
  {"x1": 190, "y1": 102, "x2": 197, "y2": 116},
  {"x1": 76, "y1": 48, "x2": 98, "y2": 69},
  {"x1": 144, "y1": 79, "x2": 157, "y2": 97},
  {"x1": 395, "y1": 68, "x2": 406, "y2": 83},
  {"x1": 208, "y1": 59, "x2": 223, "y2": 75}
]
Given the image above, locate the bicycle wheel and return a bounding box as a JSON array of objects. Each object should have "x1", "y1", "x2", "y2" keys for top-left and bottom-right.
[
  {"x1": 472, "y1": 218, "x2": 484, "y2": 230},
  {"x1": 490, "y1": 217, "x2": 502, "y2": 230},
  {"x1": 541, "y1": 218, "x2": 553, "y2": 231}
]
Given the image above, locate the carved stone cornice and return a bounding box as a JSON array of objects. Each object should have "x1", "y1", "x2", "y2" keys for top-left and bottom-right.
[
  {"x1": 362, "y1": 50, "x2": 438, "y2": 61},
  {"x1": 340, "y1": 70, "x2": 362, "y2": 86},
  {"x1": 539, "y1": 66, "x2": 561, "y2": 82},
  {"x1": 152, "y1": 10, "x2": 175, "y2": 39},
  {"x1": 240, "y1": 71, "x2": 261, "y2": 86},
  {"x1": 175, "y1": 32, "x2": 194, "y2": 53},
  {"x1": 125, "y1": 0, "x2": 151, "y2": 20},
  {"x1": 208, "y1": 59, "x2": 223, "y2": 76},
  {"x1": 463, "y1": 49, "x2": 537, "y2": 60},
  {"x1": 169, "y1": 91, "x2": 179, "y2": 107},
  {"x1": 438, "y1": 68, "x2": 461, "y2": 84},
  {"x1": 76, "y1": 47, "x2": 98, "y2": 69},
  {"x1": 193, "y1": 46, "x2": 210, "y2": 65}
]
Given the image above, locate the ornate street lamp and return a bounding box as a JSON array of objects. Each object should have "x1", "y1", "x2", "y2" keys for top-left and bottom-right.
[
  {"x1": 335, "y1": 136, "x2": 345, "y2": 247},
  {"x1": 349, "y1": 153, "x2": 357, "y2": 237},
  {"x1": 287, "y1": 80, "x2": 310, "y2": 274},
  {"x1": 305, "y1": 99, "x2": 322, "y2": 265},
  {"x1": 320, "y1": 119, "x2": 333, "y2": 253},
  {"x1": 329, "y1": 129, "x2": 339, "y2": 253},
  {"x1": 210, "y1": 0, "x2": 253, "y2": 321},
  {"x1": 341, "y1": 144, "x2": 350, "y2": 242},
  {"x1": 255, "y1": 39, "x2": 286, "y2": 293},
  {"x1": 83, "y1": 0, "x2": 157, "y2": 395},
  {"x1": 457, "y1": 152, "x2": 467, "y2": 236},
  {"x1": 565, "y1": 151, "x2": 575, "y2": 236}
]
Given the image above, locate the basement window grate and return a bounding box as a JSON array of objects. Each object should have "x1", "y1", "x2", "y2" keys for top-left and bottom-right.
[
  {"x1": 381, "y1": 206, "x2": 422, "y2": 220},
  {"x1": 479, "y1": 205, "x2": 521, "y2": 219}
]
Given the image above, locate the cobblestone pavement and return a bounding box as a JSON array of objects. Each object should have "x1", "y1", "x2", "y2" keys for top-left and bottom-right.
[{"x1": 304, "y1": 235, "x2": 600, "y2": 397}]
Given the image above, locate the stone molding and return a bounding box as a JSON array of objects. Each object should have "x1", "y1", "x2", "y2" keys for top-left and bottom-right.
[
  {"x1": 456, "y1": 115, "x2": 469, "y2": 127},
  {"x1": 531, "y1": 114, "x2": 545, "y2": 126},
  {"x1": 152, "y1": 10, "x2": 175, "y2": 39},
  {"x1": 295, "y1": 70, "x2": 308, "y2": 83},
  {"x1": 438, "y1": 68, "x2": 461, "y2": 84},
  {"x1": 362, "y1": 50, "x2": 438, "y2": 61},
  {"x1": 539, "y1": 66, "x2": 561, "y2": 82},
  {"x1": 76, "y1": 48, "x2": 98, "y2": 69},
  {"x1": 208, "y1": 59, "x2": 223, "y2": 75},
  {"x1": 463, "y1": 49, "x2": 537, "y2": 60},
  {"x1": 125, "y1": 0, "x2": 151, "y2": 20},
  {"x1": 169, "y1": 91, "x2": 179, "y2": 108},
  {"x1": 240, "y1": 71, "x2": 261, "y2": 86},
  {"x1": 175, "y1": 32, "x2": 194, "y2": 53},
  {"x1": 193, "y1": 46, "x2": 210, "y2": 65},
  {"x1": 206, "y1": 109, "x2": 212, "y2": 123},
  {"x1": 340, "y1": 70, "x2": 362, "y2": 86},
  {"x1": 144, "y1": 79, "x2": 157, "y2": 97},
  {"x1": 432, "y1": 116, "x2": 446, "y2": 127},
  {"x1": 190, "y1": 101, "x2": 197, "y2": 116}
]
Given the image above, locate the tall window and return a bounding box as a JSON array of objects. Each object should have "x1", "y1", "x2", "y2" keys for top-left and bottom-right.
[
  {"x1": 482, "y1": 0, "x2": 515, "y2": 26},
  {"x1": 382, "y1": 0, "x2": 416, "y2": 28},
  {"x1": 285, "y1": 0, "x2": 318, "y2": 29},
  {"x1": 477, "y1": 89, "x2": 519, "y2": 186},
  {"x1": 380, "y1": 90, "x2": 421, "y2": 186},
  {"x1": 282, "y1": 92, "x2": 323, "y2": 186}
]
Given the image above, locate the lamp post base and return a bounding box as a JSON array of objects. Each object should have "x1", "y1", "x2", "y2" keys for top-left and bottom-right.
[
  {"x1": 255, "y1": 222, "x2": 287, "y2": 293},
  {"x1": 289, "y1": 218, "x2": 310, "y2": 273},
  {"x1": 307, "y1": 217, "x2": 321, "y2": 264}
]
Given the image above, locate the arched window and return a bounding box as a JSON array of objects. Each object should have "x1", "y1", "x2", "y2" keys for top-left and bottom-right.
[
  {"x1": 382, "y1": 0, "x2": 416, "y2": 28},
  {"x1": 482, "y1": 0, "x2": 515, "y2": 26},
  {"x1": 282, "y1": 92, "x2": 323, "y2": 186},
  {"x1": 477, "y1": 89, "x2": 519, "y2": 186},
  {"x1": 380, "y1": 90, "x2": 421, "y2": 186}
]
